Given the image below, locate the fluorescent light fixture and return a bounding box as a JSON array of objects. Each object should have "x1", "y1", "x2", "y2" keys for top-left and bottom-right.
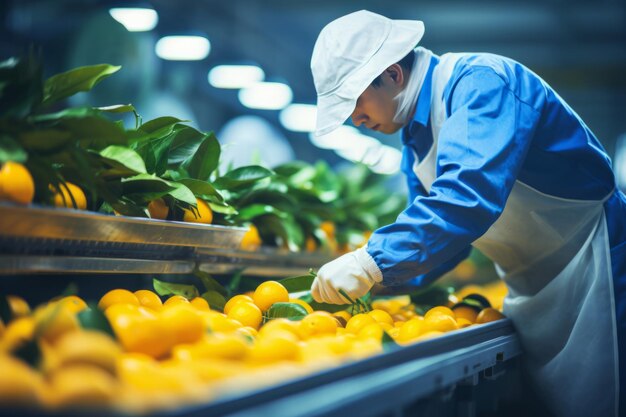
[
  {"x1": 155, "y1": 36, "x2": 210, "y2": 61},
  {"x1": 109, "y1": 8, "x2": 158, "y2": 32},
  {"x1": 238, "y1": 82, "x2": 293, "y2": 110},
  {"x1": 279, "y1": 104, "x2": 317, "y2": 132},
  {"x1": 208, "y1": 65, "x2": 265, "y2": 89}
]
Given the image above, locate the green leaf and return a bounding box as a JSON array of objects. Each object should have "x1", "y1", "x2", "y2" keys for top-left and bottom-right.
[
  {"x1": 194, "y1": 270, "x2": 227, "y2": 296},
  {"x1": 177, "y1": 178, "x2": 224, "y2": 202},
  {"x1": 78, "y1": 305, "x2": 115, "y2": 337},
  {"x1": 0, "y1": 53, "x2": 44, "y2": 118},
  {"x1": 257, "y1": 213, "x2": 304, "y2": 251},
  {"x1": 208, "y1": 201, "x2": 237, "y2": 215},
  {"x1": 201, "y1": 290, "x2": 226, "y2": 312},
  {"x1": 42, "y1": 64, "x2": 121, "y2": 107},
  {"x1": 167, "y1": 182, "x2": 197, "y2": 206},
  {"x1": 226, "y1": 269, "x2": 245, "y2": 298},
  {"x1": 181, "y1": 132, "x2": 220, "y2": 181},
  {"x1": 235, "y1": 204, "x2": 287, "y2": 222},
  {"x1": 139, "y1": 116, "x2": 187, "y2": 134},
  {"x1": 61, "y1": 116, "x2": 127, "y2": 149},
  {"x1": 213, "y1": 165, "x2": 274, "y2": 190},
  {"x1": 153, "y1": 278, "x2": 200, "y2": 299},
  {"x1": 279, "y1": 272, "x2": 316, "y2": 293},
  {"x1": 265, "y1": 302, "x2": 308, "y2": 321},
  {"x1": 382, "y1": 331, "x2": 399, "y2": 352},
  {"x1": 121, "y1": 174, "x2": 177, "y2": 203},
  {"x1": 0, "y1": 135, "x2": 27, "y2": 163},
  {"x1": 97, "y1": 104, "x2": 136, "y2": 113},
  {"x1": 100, "y1": 145, "x2": 147, "y2": 174},
  {"x1": 167, "y1": 125, "x2": 209, "y2": 165},
  {"x1": 19, "y1": 129, "x2": 72, "y2": 152},
  {"x1": 28, "y1": 106, "x2": 101, "y2": 122}
]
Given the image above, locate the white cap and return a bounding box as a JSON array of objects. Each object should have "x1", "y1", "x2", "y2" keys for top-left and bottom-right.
[{"x1": 311, "y1": 10, "x2": 425, "y2": 136}]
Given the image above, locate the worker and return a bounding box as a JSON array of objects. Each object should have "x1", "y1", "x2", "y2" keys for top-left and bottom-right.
[{"x1": 309, "y1": 10, "x2": 626, "y2": 417}]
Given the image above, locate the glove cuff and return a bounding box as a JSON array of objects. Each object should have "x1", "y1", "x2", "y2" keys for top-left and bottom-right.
[{"x1": 355, "y1": 246, "x2": 383, "y2": 283}]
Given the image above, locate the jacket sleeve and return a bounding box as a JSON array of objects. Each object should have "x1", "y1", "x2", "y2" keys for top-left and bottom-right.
[{"x1": 367, "y1": 67, "x2": 540, "y2": 285}]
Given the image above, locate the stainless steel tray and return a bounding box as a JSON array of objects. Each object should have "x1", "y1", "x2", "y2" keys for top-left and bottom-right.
[
  {"x1": 197, "y1": 247, "x2": 334, "y2": 277},
  {"x1": 0, "y1": 203, "x2": 247, "y2": 250}
]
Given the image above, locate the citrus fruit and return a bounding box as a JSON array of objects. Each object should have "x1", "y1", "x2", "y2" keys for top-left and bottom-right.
[
  {"x1": 226, "y1": 301, "x2": 263, "y2": 329},
  {"x1": 190, "y1": 297, "x2": 210, "y2": 311},
  {"x1": 288, "y1": 298, "x2": 313, "y2": 314},
  {"x1": 223, "y1": 294, "x2": 254, "y2": 315},
  {"x1": 345, "y1": 313, "x2": 376, "y2": 334},
  {"x1": 7, "y1": 295, "x2": 30, "y2": 318},
  {"x1": 423, "y1": 312, "x2": 459, "y2": 333},
  {"x1": 98, "y1": 289, "x2": 140, "y2": 310},
  {"x1": 160, "y1": 304, "x2": 205, "y2": 345},
  {"x1": 397, "y1": 317, "x2": 425, "y2": 343},
  {"x1": 452, "y1": 303, "x2": 480, "y2": 323},
  {"x1": 368, "y1": 309, "x2": 394, "y2": 326},
  {"x1": 424, "y1": 306, "x2": 455, "y2": 320},
  {"x1": 57, "y1": 296, "x2": 87, "y2": 314},
  {"x1": 475, "y1": 308, "x2": 505, "y2": 324},
  {"x1": 163, "y1": 295, "x2": 190, "y2": 306},
  {"x1": 299, "y1": 311, "x2": 338, "y2": 338},
  {"x1": 50, "y1": 182, "x2": 87, "y2": 210},
  {"x1": 240, "y1": 224, "x2": 262, "y2": 250},
  {"x1": 0, "y1": 161, "x2": 34, "y2": 205},
  {"x1": 182, "y1": 198, "x2": 213, "y2": 224},
  {"x1": 147, "y1": 198, "x2": 169, "y2": 220},
  {"x1": 252, "y1": 280, "x2": 289, "y2": 312},
  {"x1": 134, "y1": 290, "x2": 163, "y2": 311}
]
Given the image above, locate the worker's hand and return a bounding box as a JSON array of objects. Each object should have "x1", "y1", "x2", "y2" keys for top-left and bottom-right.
[{"x1": 311, "y1": 247, "x2": 383, "y2": 304}]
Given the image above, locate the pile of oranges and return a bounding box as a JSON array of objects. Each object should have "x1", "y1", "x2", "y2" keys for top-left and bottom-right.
[{"x1": 0, "y1": 280, "x2": 506, "y2": 413}]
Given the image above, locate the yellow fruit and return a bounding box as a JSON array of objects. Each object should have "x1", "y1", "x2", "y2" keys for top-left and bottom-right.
[
  {"x1": 0, "y1": 161, "x2": 34, "y2": 205},
  {"x1": 424, "y1": 306, "x2": 456, "y2": 320},
  {"x1": 415, "y1": 330, "x2": 444, "y2": 342},
  {"x1": 183, "y1": 198, "x2": 213, "y2": 224},
  {"x1": 134, "y1": 290, "x2": 163, "y2": 311},
  {"x1": 345, "y1": 313, "x2": 376, "y2": 335},
  {"x1": 423, "y1": 312, "x2": 459, "y2": 333},
  {"x1": 164, "y1": 295, "x2": 190, "y2": 306},
  {"x1": 457, "y1": 318, "x2": 473, "y2": 328},
  {"x1": 305, "y1": 236, "x2": 317, "y2": 252},
  {"x1": 397, "y1": 317, "x2": 425, "y2": 343},
  {"x1": 57, "y1": 295, "x2": 87, "y2": 314},
  {"x1": 50, "y1": 182, "x2": 87, "y2": 210},
  {"x1": 223, "y1": 294, "x2": 254, "y2": 315},
  {"x1": 358, "y1": 322, "x2": 384, "y2": 341},
  {"x1": 333, "y1": 310, "x2": 352, "y2": 323},
  {"x1": 299, "y1": 312, "x2": 338, "y2": 339},
  {"x1": 240, "y1": 224, "x2": 262, "y2": 250},
  {"x1": 160, "y1": 305, "x2": 205, "y2": 346},
  {"x1": 108, "y1": 308, "x2": 172, "y2": 359},
  {"x1": 190, "y1": 297, "x2": 210, "y2": 311},
  {"x1": 0, "y1": 317, "x2": 35, "y2": 352},
  {"x1": 227, "y1": 302, "x2": 263, "y2": 330},
  {"x1": 0, "y1": 354, "x2": 44, "y2": 405},
  {"x1": 200, "y1": 310, "x2": 241, "y2": 333},
  {"x1": 34, "y1": 303, "x2": 81, "y2": 344},
  {"x1": 147, "y1": 198, "x2": 169, "y2": 220},
  {"x1": 7, "y1": 295, "x2": 30, "y2": 318},
  {"x1": 259, "y1": 318, "x2": 301, "y2": 339},
  {"x1": 247, "y1": 335, "x2": 299, "y2": 363},
  {"x1": 98, "y1": 289, "x2": 140, "y2": 310},
  {"x1": 452, "y1": 304, "x2": 479, "y2": 323},
  {"x1": 53, "y1": 330, "x2": 122, "y2": 373},
  {"x1": 252, "y1": 281, "x2": 289, "y2": 312},
  {"x1": 173, "y1": 333, "x2": 249, "y2": 361},
  {"x1": 320, "y1": 221, "x2": 336, "y2": 238},
  {"x1": 289, "y1": 298, "x2": 314, "y2": 314},
  {"x1": 368, "y1": 309, "x2": 394, "y2": 326},
  {"x1": 475, "y1": 308, "x2": 505, "y2": 324},
  {"x1": 46, "y1": 364, "x2": 117, "y2": 407}
]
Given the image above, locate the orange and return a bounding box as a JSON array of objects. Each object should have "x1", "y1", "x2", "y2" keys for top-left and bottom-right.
[
  {"x1": 288, "y1": 298, "x2": 313, "y2": 314},
  {"x1": 7, "y1": 295, "x2": 30, "y2": 318},
  {"x1": 147, "y1": 198, "x2": 168, "y2": 220},
  {"x1": 240, "y1": 224, "x2": 262, "y2": 250},
  {"x1": 98, "y1": 289, "x2": 140, "y2": 311},
  {"x1": 190, "y1": 297, "x2": 210, "y2": 311},
  {"x1": 345, "y1": 313, "x2": 376, "y2": 335},
  {"x1": 259, "y1": 318, "x2": 301, "y2": 339},
  {"x1": 133, "y1": 290, "x2": 163, "y2": 311},
  {"x1": 298, "y1": 311, "x2": 338, "y2": 339},
  {"x1": 452, "y1": 304, "x2": 479, "y2": 323},
  {"x1": 0, "y1": 317, "x2": 35, "y2": 351},
  {"x1": 57, "y1": 296, "x2": 87, "y2": 314},
  {"x1": 247, "y1": 335, "x2": 300, "y2": 363},
  {"x1": 108, "y1": 308, "x2": 171, "y2": 358},
  {"x1": 415, "y1": 330, "x2": 444, "y2": 342},
  {"x1": 333, "y1": 310, "x2": 352, "y2": 323},
  {"x1": 397, "y1": 317, "x2": 425, "y2": 343},
  {"x1": 163, "y1": 295, "x2": 190, "y2": 306},
  {"x1": 160, "y1": 304, "x2": 205, "y2": 346},
  {"x1": 475, "y1": 308, "x2": 505, "y2": 324},
  {"x1": 226, "y1": 302, "x2": 263, "y2": 330},
  {"x1": 199, "y1": 310, "x2": 241, "y2": 333},
  {"x1": 457, "y1": 318, "x2": 473, "y2": 328},
  {"x1": 424, "y1": 306, "x2": 455, "y2": 320},
  {"x1": 320, "y1": 221, "x2": 336, "y2": 238},
  {"x1": 252, "y1": 281, "x2": 289, "y2": 312},
  {"x1": 368, "y1": 309, "x2": 394, "y2": 326},
  {"x1": 358, "y1": 322, "x2": 384, "y2": 341},
  {"x1": 423, "y1": 312, "x2": 459, "y2": 333},
  {"x1": 182, "y1": 198, "x2": 213, "y2": 224},
  {"x1": 33, "y1": 303, "x2": 80, "y2": 344},
  {"x1": 0, "y1": 161, "x2": 34, "y2": 205},
  {"x1": 50, "y1": 182, "x2": 87, "y2": 210},
  {"x1": 173, "y1": 334, "x2": 249, "y2": 361},
  {"x1": 305, "y1": 237, "x2": 317, "y2": 252},
  {"x1": 223, "y1": 295, "x2": 254, "y2": 315}
]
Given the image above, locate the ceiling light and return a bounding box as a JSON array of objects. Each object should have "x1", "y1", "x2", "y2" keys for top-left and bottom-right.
[
  {"x1": 238, "y1": 82, "x2": 293, "y2": 110},
  {"x1": 109, "y1": 8, "x2": 158, "y2": 32},
  {"x1": 208, "y1": 65, "x2": 265, "y2": 89},
  {"x1": 155, "y1": 36, "x2": 210, "y2": 61},
  {"x1": 279, "y1": 104, "x2": 317, "y2": 132}
]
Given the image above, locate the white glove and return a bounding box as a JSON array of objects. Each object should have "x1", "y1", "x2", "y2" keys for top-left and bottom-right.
[{"x1": 311, "y1": 247, "x2": 383, "y2": 304}]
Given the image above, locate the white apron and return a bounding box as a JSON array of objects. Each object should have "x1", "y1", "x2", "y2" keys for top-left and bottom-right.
[{"x1": 411, "y1": 53, "x2": 619, "y2": 417}]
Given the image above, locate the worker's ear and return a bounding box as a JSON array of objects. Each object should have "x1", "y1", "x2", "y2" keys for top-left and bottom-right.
[{"x1": 385, "y1": 64, "x2": 404, "y2": 86}]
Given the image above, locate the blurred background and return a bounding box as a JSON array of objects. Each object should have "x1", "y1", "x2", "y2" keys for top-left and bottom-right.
[{"x1": 1, "y1": 0, "x2": 626, "y2": 189}]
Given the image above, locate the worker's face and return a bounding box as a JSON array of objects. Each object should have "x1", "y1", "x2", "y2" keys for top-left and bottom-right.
[{"x1": 351, "y1": 64, "x2": 406, "y2": 134}]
